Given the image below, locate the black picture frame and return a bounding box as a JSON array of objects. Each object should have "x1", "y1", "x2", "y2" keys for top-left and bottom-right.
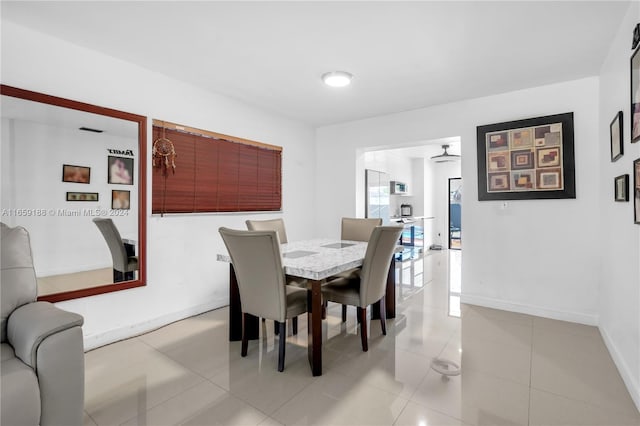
[
  {"x1": 111, "y1": 190, "x2": 131, "y2": 210},
  {"x1": 614, "y1": 174, "x2": 629, "y2": 202},
  {"x1": 635, "y1": 159, "x2": 640, "y2": 224},
  {"x1": 631, "y1": 46, "x2": 640, "y2": 143},
  {"x1": 66, "y1": 192, "x2": 99, "y2": 201},
  {"x1": 476, "y1": 112, "x2": 575, "y2": 201},
  {"x1": 610, "y1": 111, "x2": 623, "y2": 162},
  {"x1": 108, "y1": 156, "x2": 134, "y2": 185},
  {"x1": 62, "y1": 164, "x2": 91, "y2": 184}
]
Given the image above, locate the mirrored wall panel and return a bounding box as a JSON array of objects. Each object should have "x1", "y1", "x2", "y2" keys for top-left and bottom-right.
[{"x1": 1, "y1": 85, "x2": 147, "y2": 302}]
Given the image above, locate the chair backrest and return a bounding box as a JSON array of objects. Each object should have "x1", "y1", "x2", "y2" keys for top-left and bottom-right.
[
  {"x1": 92, "y1": 218, "x2": 128, "y2": 271},
  {"x1": 359, "y1": 225, "x2": 403, "y2": 307},
  {"x1": 245, "y1": 218, "x2": 288, "y2": 244},
  {"x1": 219, "y1": 227, "x2": 288, "y2": 322},
  {"x1": 1, "y1": 223, "x2": 38, "y2": 343},
  {"x1": 341, "y1": 217, "x2": 382, "y2": 242}
]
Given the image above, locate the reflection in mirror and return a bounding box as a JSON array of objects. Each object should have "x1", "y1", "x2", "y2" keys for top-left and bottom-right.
[{"x1": 0, "y1": 85, "x2": 146, "y2": 302}]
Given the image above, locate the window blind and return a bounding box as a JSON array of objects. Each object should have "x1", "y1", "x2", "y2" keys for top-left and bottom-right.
[{"x1": 152, "y1": 124, "x2": 282, "y2": 214}]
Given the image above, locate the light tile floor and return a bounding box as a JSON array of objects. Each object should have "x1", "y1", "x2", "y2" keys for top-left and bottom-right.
[{"x1": 84, "y1": 250, "x2": 640, "y2": 426}]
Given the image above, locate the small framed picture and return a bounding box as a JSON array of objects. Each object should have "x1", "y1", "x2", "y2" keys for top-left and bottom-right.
[
  {"x1": 66, "y1": 192, "x2": 98, "y2": 201},
  {"x1": 614, "y1": 174, "x2": 629, "y2": 202},
  {"x1": 610, "y1": 111, "x2": 623, "y2": 162},
  {"x1": 108, "y1": 156, "x2": 134, "y2": 185},
  {"x1": 62, "y1": 164, "x2": 91, "y2": 183},
  {"x1": 635, "y1": 159, "x2": 640, "y2": 224},
  {"x1": 112, "y1": 190, "x2": 130, "y2": 210},
  {"x1": 631, "y1": 47, "x2": 640, "y2": 143}
]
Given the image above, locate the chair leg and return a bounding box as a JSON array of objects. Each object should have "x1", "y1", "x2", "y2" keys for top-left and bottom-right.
[
  {"x1": 292, "y1": 316, "x2": 298, "y2": 335},
  {"x1": 341, "y1": 305, "x2": 347, "y2": 322},
  {"x1": 277, "y1": 321, "x2": 286, "y2": 372},
  {"x1": 113, "y1": 269, "x2": 124, "y2": 283},
  {"x1": 274, "y1": 320, "x2": 279, "y2": 335},
  {"x1": 378, "y1": 297, "x2": 387, "y2": 336},
  {"x1": 322, "y1": 300, "x2": 327, "y2": 320},
  {"x1": 241, "y1": 313, "x2": 249, "y2": 357},
  {"x1": 357, "y1": 307, "x2": 368, "y2": 352}
]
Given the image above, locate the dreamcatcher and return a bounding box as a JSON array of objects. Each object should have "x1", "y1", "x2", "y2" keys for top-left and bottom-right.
[
  {"x1": 152, "y1": 123, "x2": 177, "y2": 175},
  {"x1": 153, "y1": 123, "x2": 177, "y2": 216}
]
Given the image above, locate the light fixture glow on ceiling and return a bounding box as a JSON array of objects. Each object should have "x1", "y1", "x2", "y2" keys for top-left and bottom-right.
[{"x1": 322, "y1": 71, "x2": 353, "y2": 87}]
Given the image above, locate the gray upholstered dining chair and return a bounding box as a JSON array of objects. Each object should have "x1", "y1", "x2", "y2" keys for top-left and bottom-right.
[
  {"x1": 246, "y1": 218, "x2": 305, "y2": 304},
  {"x1": 92, "y1": 218, "x2": 138, "y2": 282},
  {"x1": 322, "y1": 225, "x2": 403, "y2": 352},
  {"x1": 245, "y1": 218, "x2": 288, "y2": 243},
  {"x1": 335, "y1": 217, "x2": 383, "y2": 321},
  {"x1": 218, "y1": 227, "x2": 307, "y2": 371},
  {"x1": 341, "y1": 217, "x2": 383, "y2": 242}
]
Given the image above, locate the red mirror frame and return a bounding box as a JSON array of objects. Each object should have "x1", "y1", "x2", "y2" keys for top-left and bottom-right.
[{"x1": 1, "y1": 84, "x2": 147, "y2": 302}]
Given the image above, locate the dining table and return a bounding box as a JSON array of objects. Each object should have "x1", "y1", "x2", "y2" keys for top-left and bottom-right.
[{"x1": 217, "y1": 238, "x2": 397, "y2": 376}]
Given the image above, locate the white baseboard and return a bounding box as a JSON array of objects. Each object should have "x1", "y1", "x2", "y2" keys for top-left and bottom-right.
[
  {"x1": 82, "y1": 299, "x2": 227, "y2": 351},
  {"x1": 460, "y1": 294, "x2": 599, "y2": 326},
  {"x1": 599, "y1": 327, "x2": 640, "y2": 412}
]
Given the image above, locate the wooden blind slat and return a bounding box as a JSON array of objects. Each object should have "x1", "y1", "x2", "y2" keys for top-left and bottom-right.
[{"x1": 152, "y1": 124, "x2": 281, "y2": 214}]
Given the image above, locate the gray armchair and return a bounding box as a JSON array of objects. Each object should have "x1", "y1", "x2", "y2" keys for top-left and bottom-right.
[{"x1": 1, "y1": 223, "x2": 85, "y2": 426}]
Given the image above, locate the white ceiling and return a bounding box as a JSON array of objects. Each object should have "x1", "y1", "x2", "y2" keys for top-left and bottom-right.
[{"x1": 1, "y1": 1, "x2": 629, "y2": 127}]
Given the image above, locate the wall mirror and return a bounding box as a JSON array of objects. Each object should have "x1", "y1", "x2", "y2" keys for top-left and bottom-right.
[{"x1": 1, "y1": 85, "x2": 146, "y2": 302}]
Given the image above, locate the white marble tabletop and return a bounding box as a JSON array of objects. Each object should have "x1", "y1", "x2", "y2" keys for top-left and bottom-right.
[{"x1": 217, "y1": 238, "x2": 367, "y2": 281}]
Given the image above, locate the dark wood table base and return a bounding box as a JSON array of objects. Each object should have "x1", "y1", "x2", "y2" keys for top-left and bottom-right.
[{"x1": 307, "y1": 279, "x2": 323, "y2": 376}]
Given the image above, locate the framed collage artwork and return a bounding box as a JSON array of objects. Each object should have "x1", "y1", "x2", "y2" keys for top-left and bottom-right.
[{"x1": 476, "y1": 112, "x2": 576, "y2": 201}]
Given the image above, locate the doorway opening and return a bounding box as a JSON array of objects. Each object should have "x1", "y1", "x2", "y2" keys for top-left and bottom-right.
[{"x1": 448, "y1": 177, "x2": 462, "y2": 250}]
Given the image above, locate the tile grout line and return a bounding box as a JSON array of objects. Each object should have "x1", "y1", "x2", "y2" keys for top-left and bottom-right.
[
  {"x1": 113, "y1": 336, "x2": 224, "y2": 425},
  {"x1": 85, "y1": 410, "x2": 99, "y2": 426},
  {"x1": 391, "y1": 398, "x2": 411, "y2": 426}
]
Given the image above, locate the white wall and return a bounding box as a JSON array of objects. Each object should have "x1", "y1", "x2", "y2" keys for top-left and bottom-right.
[
  {"x1": 1, "y1": 21, "x2": 316, "y2": 348},
  {"x1": 317, "y1": 76, "x2": 601, "y2": 325},
  {"x1": 597, "y1": 1, "x2": 640, "y2": 409},
  {"x1": 411, "y1": 158, "x2": 425, "y2": 218},
  {"x1": 1, "y1": 118, "x2": 138, "y2": 276}
]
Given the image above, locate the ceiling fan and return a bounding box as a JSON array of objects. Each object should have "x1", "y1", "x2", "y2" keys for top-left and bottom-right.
[{"x1": 430, "y1": 144, "x2": 460, "y2": 163}]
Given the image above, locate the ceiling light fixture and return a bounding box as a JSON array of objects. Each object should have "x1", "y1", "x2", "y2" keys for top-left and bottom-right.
[
  {"x1": 430, "y1": 145, "x2": 460, "y2": 163},
  {"x1": 322, "y1": 71, "x2": 353, "y2": 88}
]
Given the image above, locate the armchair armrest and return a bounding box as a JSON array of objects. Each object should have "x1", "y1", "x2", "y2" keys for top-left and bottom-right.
[{"x1": 7, "y1": 301, "x2": 83, "y2": 369}]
